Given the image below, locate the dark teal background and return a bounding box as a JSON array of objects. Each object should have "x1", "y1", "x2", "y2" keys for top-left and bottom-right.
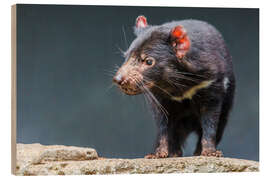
[{"x1": 16, "y1": 4, "x2": 259, "y2": 160}]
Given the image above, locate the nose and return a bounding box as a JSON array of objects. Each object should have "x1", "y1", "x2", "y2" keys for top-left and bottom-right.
[{"x1": 113, "y1": 73, "x2": 124, "y2": 85}]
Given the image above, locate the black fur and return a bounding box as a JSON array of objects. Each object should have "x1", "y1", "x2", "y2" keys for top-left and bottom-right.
[{"x1": 117, "y1": 19, "x2": 235, "y2": 158}]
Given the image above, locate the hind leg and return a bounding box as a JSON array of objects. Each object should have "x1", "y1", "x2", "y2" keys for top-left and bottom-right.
[
  {"x1": 200, "y1": 103, "x2": 224, "y2": 157},
  {"x1": 201, "y1": 77, "x2": 235, "y2": 157}
]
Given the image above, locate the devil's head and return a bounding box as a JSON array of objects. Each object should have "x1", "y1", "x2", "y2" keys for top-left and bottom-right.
[{"x1": 113, "y1": 15, "x2": 200, "y2": 97}]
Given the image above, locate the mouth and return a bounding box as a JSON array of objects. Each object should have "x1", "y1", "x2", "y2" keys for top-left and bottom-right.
[
  {"x1": 116, "y1": 80, "x2": 154, "y2": 95},
  {"x1": 117, "y1": 85, "x2": 142, "y2": 95}
]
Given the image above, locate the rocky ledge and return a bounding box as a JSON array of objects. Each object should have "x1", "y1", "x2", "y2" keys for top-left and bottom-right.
[{"x1": 15, "y1": 143, "x2": 259, "y2": 175}]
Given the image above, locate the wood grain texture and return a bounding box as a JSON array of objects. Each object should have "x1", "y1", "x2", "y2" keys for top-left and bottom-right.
[{"x1": 11, "y1": 4, "x2": 17, "y2": 175}]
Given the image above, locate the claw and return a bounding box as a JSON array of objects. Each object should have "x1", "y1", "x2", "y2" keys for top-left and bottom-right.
[
  {"x1": 201, "y1": 149, "x2": 223, "y2": 157},
  {"x1": 144, "y1": 151, "x2": 169, "y2": 159}
]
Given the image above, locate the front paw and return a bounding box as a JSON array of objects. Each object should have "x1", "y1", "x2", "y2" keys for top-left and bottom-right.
[
  {"x1": 201, "y1": 149, "x2": 223, "y2": 157},
  {"x1": 144, "y1": 154, "x2": 156, "y2": 159},
  {"x1": 156, "y1": 151, "x2": 169, "y2": 158},
  {"x1": 144, "y1": 151, "x2": 169, "y2": 159}
]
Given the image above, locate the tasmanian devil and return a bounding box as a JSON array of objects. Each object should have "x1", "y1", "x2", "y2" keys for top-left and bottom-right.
[{"x1": 113, "y1": 15, "x2": 235, "y2": 158}]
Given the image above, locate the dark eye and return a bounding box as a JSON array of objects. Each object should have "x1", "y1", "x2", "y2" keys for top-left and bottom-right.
[{"x1": 146, "y1": 59, "x2": 153, "y2": 66}]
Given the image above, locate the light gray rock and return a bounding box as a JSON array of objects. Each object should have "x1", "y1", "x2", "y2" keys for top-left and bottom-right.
[{"x1": 15, "y1": 143, "x2": 259, "y2": 175}]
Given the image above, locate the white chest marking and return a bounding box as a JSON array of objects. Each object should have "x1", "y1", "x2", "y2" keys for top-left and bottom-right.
[
  {"x1": 171, "y1": 80, "x2": 214, "y2": 102},
  {"x1": 223, "y1": 77, "x2": 229, "y2": 91}
]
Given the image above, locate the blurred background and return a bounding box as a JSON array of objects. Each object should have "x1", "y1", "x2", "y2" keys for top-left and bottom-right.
[{"x1": 16, "y1": 4, "x2": 259, "y2": 161}]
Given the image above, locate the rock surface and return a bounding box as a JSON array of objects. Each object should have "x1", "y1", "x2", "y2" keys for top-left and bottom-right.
[{"x1": 15, "y1": 143, "x2": 259, "y2": 175}]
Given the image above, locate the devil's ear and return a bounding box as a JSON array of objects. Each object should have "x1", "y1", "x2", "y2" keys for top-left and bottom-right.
[
  {"x1": 170, "y1": 25, "x2": 190, "y2": 59},
  {"x1": 136, "y1": 15, "x2": 148, "y2": 28},
  {"x1": 134, "y1": 15, "x2": 148, "y2": 36}
]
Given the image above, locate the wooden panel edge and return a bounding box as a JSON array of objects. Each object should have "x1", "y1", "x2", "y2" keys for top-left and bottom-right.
[{"x1": 11, "y1": 4, "x2": 17, "y2": 175}]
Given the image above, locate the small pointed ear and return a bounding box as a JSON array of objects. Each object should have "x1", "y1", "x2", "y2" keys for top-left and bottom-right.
[
  {"x1": 134, "y1": 15, "x2": 148, "y2": 36},
  {"x1": 136, "y1": 15, "x2": 148, "y2": 28},
  {"x1": 170, "y1": 25, "x2": 190, "y2": 59}
]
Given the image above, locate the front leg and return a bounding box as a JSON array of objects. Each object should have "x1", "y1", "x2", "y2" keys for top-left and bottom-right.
[
  {"x1": 200, "y1": 103, "x2": 223, "y2": 157},
  {"x1": 145, "y1": 114, "x2": 169, "y2": 159},
  {"x1": 145, "y1": 133, "x2": 169, "y2": 159}
]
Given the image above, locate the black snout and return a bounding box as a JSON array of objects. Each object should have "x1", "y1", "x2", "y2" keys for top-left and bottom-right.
[{"x1": 113, "y1": 73, "x2": 124, "y2": 85}]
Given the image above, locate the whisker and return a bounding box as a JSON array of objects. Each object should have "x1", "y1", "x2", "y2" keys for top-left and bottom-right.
[
  {"x1": 141, "y1": 78, "x2": 173, "y2": 98},
  {"x1": 145, "y1": 89, "x2": 169, "y2": 121},
  {"x1": 135, "y1": 79, "x2": 169, "y2": 121},
  {"x1": 103, "y1": 68, "x2": 118, "y2": 78},
  {"x1": 169, "y1": 74, "x2": 201, "y2": 83},
  {"x1": 161, "y1": 77, "x2": 187, "y2": 88},
  {"x1": 114, "y1": 64, "x2": 120, "y2": 70},
  {"x1": 105, "y1": 83, "x2": 115, "y2": 94},
  {"x1": 122, "y1": 26, "x2": 128, "y2": 49},
  {"x1": 174, "y1": 71, "x2": 207, "y2": 78},
  {"x1": 103, "y1": 69, "x2": 117, "y2": 74},
  {"x1": 115, "y1": 44, "x2": 125, "y2": 56},
  {"x1": 133, "y1": 80, "x2": 151, "y2": 110}
]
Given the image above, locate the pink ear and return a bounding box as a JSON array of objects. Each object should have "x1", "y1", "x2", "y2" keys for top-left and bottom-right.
[
  {"x1": 170, "y1": 25, "x2": 190, "y2": 59},
  {"x1": 136, "y1": 15, "x2": 148, "y2": 28}
]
